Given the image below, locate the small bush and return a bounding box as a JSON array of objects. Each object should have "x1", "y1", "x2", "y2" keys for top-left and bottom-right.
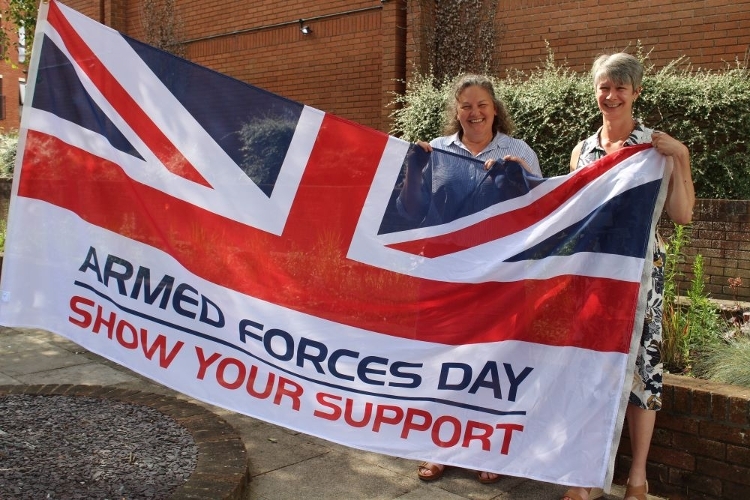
[
  {"x1": 662, "y1": 223, "x2": 730, "y2": 375},
  {"x1": 662, "y1": 224, "x2": 693, "y2": 372},
  {"x1": 684, "y1": 254, "x2": 726, "y2": 349},
  {"x1": 0, "y1": 131, "x2": 18, "y2": 178},
  {"x1": 389, "y1": 72, "x2": 451, "y2": 143}
]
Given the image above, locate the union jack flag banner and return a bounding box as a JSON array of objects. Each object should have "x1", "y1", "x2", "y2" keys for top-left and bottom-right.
[{"x1": 0, "y1": 0, "x2": 669, "y2": 489}]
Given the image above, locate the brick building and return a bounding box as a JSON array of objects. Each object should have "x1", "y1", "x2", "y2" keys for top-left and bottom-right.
[
  {"x1": 0, "y1": 0, "x2": 28, "y2": 133},
  {"x1": 2, "y1": 0, "x2": 749, "y2": 133}
]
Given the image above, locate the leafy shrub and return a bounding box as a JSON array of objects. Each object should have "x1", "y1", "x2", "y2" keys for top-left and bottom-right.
[
  {"x1": 684, "y1": 254, "x2": 725, "y2": 348},
  {"x1": 662, "y1": 225, "x2": 691, "y2": 372},
  {"x1": 390, "y1": 46, "x2": 750, "y2": 198},
  {"x1": 0, "y1": 131, "x2": 18, "y2": 178},
  {"x1": 662, "y1": 224, "x2": 727, "y2": 374},
  {"x1": 637, "y1": 60, "x2": 750, "y2": 199},
  {"x1": 390, "y1": 72, "x2": 451, "y2": 143}
]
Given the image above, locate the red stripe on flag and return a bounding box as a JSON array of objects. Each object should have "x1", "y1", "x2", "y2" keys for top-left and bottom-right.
[
  {"x1": 387, "y1": 144, "x2": 652, "y2": 257},
  {"x1": 18, "y1": 128, "x2": 639, "y2": 353},
  {"x1": 47, "y1": 0, "x2": 211, "y2": 188}
]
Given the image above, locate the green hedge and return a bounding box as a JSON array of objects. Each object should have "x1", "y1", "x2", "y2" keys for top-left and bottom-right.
[{"x1": 390, "y1": 52, "x2": 750, "y2": 200}]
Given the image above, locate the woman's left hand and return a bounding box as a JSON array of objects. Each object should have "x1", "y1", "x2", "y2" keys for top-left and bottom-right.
[
  {"x1": 652, "y1": 131, "x2": 695, "y2": 224},
  {"x1": 651, "y1": 131, "x2": 685, "y2": 157},
  {"x1": 503, "y1": 155, "x2": 533, "y2": 174}
]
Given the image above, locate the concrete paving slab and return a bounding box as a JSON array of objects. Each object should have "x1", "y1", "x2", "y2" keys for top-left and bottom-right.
[
  {"x1": 16, "y1": 361, "x2": 140, "y2": 386},
  {"x1": 0, "y1": 347, "x2": 91, "y2": 376},
  {"x1": 247, "y1": 450, "x2": 416, "y2": 500},
  {"x1": 1, "y1": 327, "x2": 81, "y2": 346},
  {"x1": 395, "y1": 485, "x2": 469, "y2": 500},
  {"x1": 225, "y1": 416, "x2": 331, "y2": 475}
]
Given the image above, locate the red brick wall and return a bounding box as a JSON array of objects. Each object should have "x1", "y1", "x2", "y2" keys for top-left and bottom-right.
[
  {"x1": 184, "y1": 8, "x2": 385, "y2": 130},
  {"x1": 0, "y1": 60, "x2": 26, "y2": 133},
  {"x1": 492, "y1": 0, "x2": 750, "y2": 74},
  {"x1": 616, "y1": 375, "x2": 750, "y2": 499},
  {"x1": 62, "y1": 0, "x2": 103, "y2": 22},
  {"x1": 659, "y1": 200, "x2": 750, "y2": 302},
  {"x1": 0, "y1": 0, "x2": 30, "y2": 132}
]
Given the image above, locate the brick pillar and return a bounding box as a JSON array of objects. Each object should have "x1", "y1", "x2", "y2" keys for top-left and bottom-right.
[
  {"x1": 381, "y1": 0, "x2": 407, "y2": 133},
  {"x1": 104, "y1": 0, "x2": 129, "y2": 33}
]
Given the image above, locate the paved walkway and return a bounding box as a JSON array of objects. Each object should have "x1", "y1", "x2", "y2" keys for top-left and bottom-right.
[{"x1": 0, "y1": 327, "x2": 667, "y2": 500}]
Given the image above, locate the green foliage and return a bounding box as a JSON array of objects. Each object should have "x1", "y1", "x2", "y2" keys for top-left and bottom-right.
[
  {"x1": 390, "y1": 46, "x2": 750, "y2": 197},
  {"x1": 662, "y1": 224, "x2": 726, "y2": 374},
  {"x1": 499, "y1": 48, "x2": 601, "y2": 177},
  {"x1": 427, "y1": 0, "x2": 501, "y2": 81},
  {"x1": 662, "y1": 224, "x2": 692, "y2": 372},
  {"x1": 0, "y1": 131, "x2": 18, "y2": 178},
  {"x1": 692, "y1": 338, "x2": 750, "y2": 388},
  {"x1": 390, "y1": 73, "x2": 451, "y2": 143},
  {"x1": 684, "y1": 254, "x2": 725, "y2": 347},
  {"x1": 637, "y1": 61, "x2": 750, "y2": 199},
  {"x1": 0, "y1": 0, "x2": 37, "y2": 64},
  {"x1": 141, "y1": 0, "x2": 186, "y2": 58}
]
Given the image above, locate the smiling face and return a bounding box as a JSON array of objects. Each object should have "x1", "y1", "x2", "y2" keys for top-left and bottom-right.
[
  {"x1": 595, "y1": 75, "x2": 641, "y2": 121},
  {"x1": 456, "y1": 85, "x2": 497, "y2": 144}
]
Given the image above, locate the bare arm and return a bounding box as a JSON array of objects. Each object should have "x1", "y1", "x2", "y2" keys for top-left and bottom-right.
[
  {"x1": 569, "y1": 141, "x2": 583, "y2": 172},
  {"x1": 652, "y1": 131, "x2": 695, "y2": 224}
]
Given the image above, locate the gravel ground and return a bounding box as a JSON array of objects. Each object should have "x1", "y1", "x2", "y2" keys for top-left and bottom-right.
[{"x1": 0, "y1": 394, "x2": 197, "y2": 500}]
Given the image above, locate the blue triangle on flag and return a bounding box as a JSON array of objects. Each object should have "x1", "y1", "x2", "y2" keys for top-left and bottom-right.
[
  {"x1": 32, "y1": 34, "x2": 143, "y2": 160},
  {"x1": 125, "y1": 36, "x2": 304, "y2": 197},
  {"x1": 505, "y1": 180, "x2": 661, "y2": 261}
]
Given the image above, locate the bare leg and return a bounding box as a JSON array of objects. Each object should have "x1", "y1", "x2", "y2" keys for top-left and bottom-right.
[
  {"x1": 561, "y1": 487, "x2": 593, "y2": 500},
  {"x1": 625, "y1": 403, "x2": 655, "y2": 497}
]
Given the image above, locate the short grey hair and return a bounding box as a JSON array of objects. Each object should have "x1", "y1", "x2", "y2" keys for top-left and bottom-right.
[{"x1": 591, "y1": 53, "x2": 644, "y2": 90}]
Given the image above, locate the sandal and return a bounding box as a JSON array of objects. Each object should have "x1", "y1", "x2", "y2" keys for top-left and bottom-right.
[
  {"x1": 624, "y1": 480, "x2": 648, "y2": 500},
  {"x1": 417, "y1": 462, "x2": 445, "y2": 481},
  {"x1": 475, "y1": 470, "x2": 502, "y2": 484},
  {"x1": 561, "y1": 487, "x2": 604, "y2": 500}
]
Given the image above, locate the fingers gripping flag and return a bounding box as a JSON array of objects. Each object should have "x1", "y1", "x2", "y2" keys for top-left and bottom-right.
[{"x1": 0, "y1": 0, "x2": 668, "y2": 489}]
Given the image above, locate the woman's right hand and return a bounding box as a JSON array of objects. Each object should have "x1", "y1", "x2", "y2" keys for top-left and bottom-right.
[
  {"x1": 405, "y1": 141, "x2": 432, "y2": 178},
  {"x1": 416, "y1": 140, "x2": 433, "y2": 153}
]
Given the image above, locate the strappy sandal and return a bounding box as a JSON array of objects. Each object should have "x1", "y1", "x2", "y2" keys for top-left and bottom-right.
[
  {"x1": 624, "y1": 480, "x2": 648, "y2": 500},
  {"x1": 561, "y1": 487, "x2": 604, "y2": 500},
  {"x1": 417, "y1": 462, "x2": 445, "y2": 481},
  {"x1": 475, "y1": 470, "x2": 502, "y2": 484}
]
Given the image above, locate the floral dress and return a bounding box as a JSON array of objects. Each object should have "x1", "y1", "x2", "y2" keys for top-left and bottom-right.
[{"x1": 576, "y1": 122, "x2": 664, "y2": 411}]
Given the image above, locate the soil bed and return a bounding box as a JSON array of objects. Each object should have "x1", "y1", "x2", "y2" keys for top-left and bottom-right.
[{"x1": 0, "y1": 393, "x2": 197, "y2": 500}]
